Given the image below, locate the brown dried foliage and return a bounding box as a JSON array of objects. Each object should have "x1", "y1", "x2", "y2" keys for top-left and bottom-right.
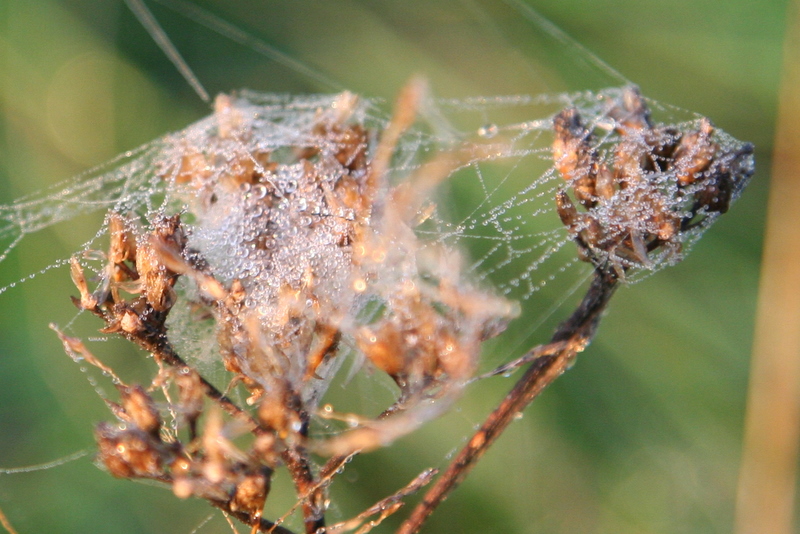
[
  {"x1": 61, "y1": 79, "x2": 517, "y2": 533},
  {"x1": 58, "y1": 83, "x2": 753, "y2": 533}
]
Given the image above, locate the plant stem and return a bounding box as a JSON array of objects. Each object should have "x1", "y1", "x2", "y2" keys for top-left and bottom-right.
[{"x1": 397, "y1": 268, "x2": 618, "y2": 534}]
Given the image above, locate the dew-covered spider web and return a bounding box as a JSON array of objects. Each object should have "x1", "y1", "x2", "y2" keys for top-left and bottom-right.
[
  {"x1": 0, "y1": 85, "x2": 753, "y2": 368},
  {"x1": 0, "y1": 1, "x2": 755, "y2": 533}
]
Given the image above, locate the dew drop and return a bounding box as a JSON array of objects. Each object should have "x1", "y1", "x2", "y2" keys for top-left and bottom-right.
[
  {"x1": 478, "y1": 123, "x2": 498, "y2": 138},
  {"x1": 353, "y1": 279, "x2": 367, "y2": 292},
  {"x1": 253, "y1": 183, "x2": 267, "y2": 199}
]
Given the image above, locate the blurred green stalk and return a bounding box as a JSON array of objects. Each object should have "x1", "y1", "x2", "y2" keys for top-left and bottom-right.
[{"x1": 735, "y1": 1, "x2": 800, "y2": 532}]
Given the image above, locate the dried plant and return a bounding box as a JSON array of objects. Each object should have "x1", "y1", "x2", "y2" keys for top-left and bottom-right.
[{"x1": 48, "y1": 78, "x2": 753, "y2": 534}]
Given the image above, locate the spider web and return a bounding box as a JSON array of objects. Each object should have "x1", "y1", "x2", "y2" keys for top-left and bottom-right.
[{"x1": 0, "y1": 85, "x2": 752, "y2": 366}]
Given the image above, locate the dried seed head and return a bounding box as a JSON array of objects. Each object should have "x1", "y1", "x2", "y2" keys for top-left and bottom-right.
[
  {"x1": 119, "y1": 309, "x2": 143, "y2": 334},
  {"x1": 173, "y1": 367, "x2": 204, "y2": 430},
  {"x1": 69, "y1": 257, "x2": 98, "y2": 310},
  {"x1": 118, "y1": 384, "x2": 162, "y2": 436},
  {"x1": 553, "y1": 108, "x2": 598, "y2": 208},
  {"x1": 230, "y1": 469, "x2": 271, "y2": 515},
  {"x1": 108, "y1": 212, "x2": 137, "y2": 264},
  {"x1": 95, "y1": 423, "x2": 165, "y2": 479},
  {"x1": 172, "y1": 476, "x2": 194, "y2": 499},
  {"x1": 672, "y1": 118, "x2": 717, "y2": 185},
  {"x1": 135, "y1": 216, "x2": 185, "y2": 312},
  {"x1": 357, "y1": 324, "x2": 405, "y2": 378},
  {"x1": 553, "y1": 86, "x2": 754, "y2": 273}
]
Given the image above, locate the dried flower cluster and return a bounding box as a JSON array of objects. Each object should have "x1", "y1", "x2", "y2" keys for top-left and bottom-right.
[
  {"x1": 61, "y1": 79, "x2": 518, "y2": 533},
  {"x1": 553, "y1": 87, "x2": 754, "y2": 275},
  {"x1": 55, "y1": 81, "x2": 754, "y2": 533}
]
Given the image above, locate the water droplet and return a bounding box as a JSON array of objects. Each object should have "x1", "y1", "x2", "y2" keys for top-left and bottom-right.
[
  {"x1": 253, "y1": 183, "x2": 267, "y2": 199},
  {"x1": 478, "y1": 123, "x2": 498, "y2": 138}
]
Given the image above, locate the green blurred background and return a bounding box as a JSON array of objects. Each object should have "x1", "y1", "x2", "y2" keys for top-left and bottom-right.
[{"x1": 0, "y1": 0, "x2": 783, "y2": 532}]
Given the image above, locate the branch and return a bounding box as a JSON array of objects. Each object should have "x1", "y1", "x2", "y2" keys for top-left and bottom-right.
[{"x1": 324, "y1": 468, "x2": 437, "y2": 534}]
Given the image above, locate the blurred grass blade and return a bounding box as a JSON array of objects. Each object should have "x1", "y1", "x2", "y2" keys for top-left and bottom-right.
[
  {"x1": 124, "y1": 0, "x2": 210, "y2": 102},
  {"x1": 735, "y1": 2, "x2": 800, "y2": 533}
]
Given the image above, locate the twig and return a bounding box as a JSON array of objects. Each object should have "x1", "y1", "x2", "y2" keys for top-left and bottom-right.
[
  {"x1": 324, "y1": 468, "x2": 438, "y2": 534},
  {"x1": 397, "y1": 268, "x2": 618, "y2": 534},
  {"x1": 208, "y1": 505, "x2": 296, "y2": 534},
  {"x1": 281, "y1": 411, "x2": 325, "y2": 534}
]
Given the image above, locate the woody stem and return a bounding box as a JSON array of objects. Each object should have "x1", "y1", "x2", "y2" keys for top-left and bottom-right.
[{"x1": 397, "y1": 268, "x2": 618, "y2": 534}]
